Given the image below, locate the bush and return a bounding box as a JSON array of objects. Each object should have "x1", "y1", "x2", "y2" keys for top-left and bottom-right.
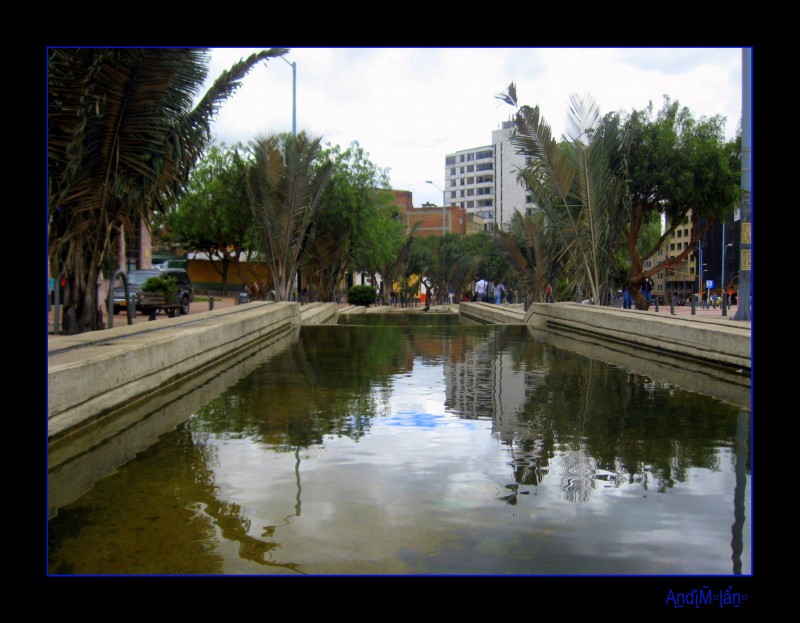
[
  {"x1": 141, "y1": 275, "x2": 177, "y2": 302},
  {"x1": 347, "y1": 285, "x2": 378, "y2": 307}
]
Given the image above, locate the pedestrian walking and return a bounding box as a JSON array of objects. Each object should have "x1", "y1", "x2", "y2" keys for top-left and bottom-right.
[
  {"x1": 493, "y1": 278, "x2": 506, "y2": 305},
  {"x1": 475, "y1": 277, "x2": 489, "y2": 302}
]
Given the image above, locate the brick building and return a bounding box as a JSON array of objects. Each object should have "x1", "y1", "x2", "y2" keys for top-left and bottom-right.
[{"x1": 388, "y1": 190, "x2": 484, "y2": 237}]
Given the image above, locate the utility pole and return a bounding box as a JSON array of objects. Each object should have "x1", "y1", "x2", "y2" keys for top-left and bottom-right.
[{"x1": 734, "y1": 48, "x2": 752, "y2": 322}]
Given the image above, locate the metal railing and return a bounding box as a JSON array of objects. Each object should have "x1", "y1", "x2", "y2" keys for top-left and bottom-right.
[{"x1": 106, "y1": 269, "x2": 135, "y2": 329}]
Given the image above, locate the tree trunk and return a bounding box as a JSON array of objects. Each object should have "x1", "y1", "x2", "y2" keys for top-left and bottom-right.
[{"x1": 61, "y1": 253, "x2": 104, "y2": 334}]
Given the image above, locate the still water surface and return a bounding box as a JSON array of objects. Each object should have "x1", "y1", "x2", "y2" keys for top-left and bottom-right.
[{"x1": 48, "y1": 318, "x2": 751, "y2": 575}]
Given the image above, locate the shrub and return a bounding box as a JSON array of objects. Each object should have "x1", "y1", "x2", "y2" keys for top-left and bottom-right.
[
  {"x1": 347, "y1": 285, "x2": 377, "y2": 307},
  {"x1": 141, "y1": 275, "x2": 177, "y2": 302}
]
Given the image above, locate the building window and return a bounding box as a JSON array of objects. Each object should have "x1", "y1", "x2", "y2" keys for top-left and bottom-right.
[
  {"x1": 476, "y1": 187, "x2": 491, "y2": 196},
  {"x1": 460, "y1": 190, "x2": 465, "y2": 197},
  {"x1": 466, "y1": 177, "x2": 474, "y2": 184},
  {"x1": 450, "y1": 180, "x2": 456, "y2": 187},
  {"x1": 684, "y1": 228, "x2": 689, "y2": 237},
  {"x1": 467, "y1": 165, "x2": 474, "y2": 173},
  {"x1": 467, "y1": 201, "x2": 474, "y2": 208},
  {"x1": 460, "y1": 179, "x2": 465, "y2": 186},
  {"x1": 460, "y1": 166, "x2": 465, "y2": 174},
  {"x1": 450, "y1": 167, "x2": 456, "y2": 175},
  {"x1": 525, "y1": 194, "x2": 533, "y2": 203},
  {"x1": 467, "y1": 189, "x2": 474, "y2": 196},
  {"x1": 460, "y1": 155, "x2": 465, "y2": 162},
  {"x1": 476, "y1": 150, "x2": 493, "y2": 160},
  {"x1": 446, "y1": 156, "x2": 456, "y2": 165},
  {"x1": 467, "y1": 153, "x2": 474, "y2": 161},
  {"x1": 525, "y1": 156, "x2": 532, "y2": 166},
  {"x1": 658, "y1": 272, "x2": 663, "y2": 279},
  {"x1": 450, "y1": 191, "x2": 457, "y2": 198},
  {"x1": 476, "y1": 163, "x2": 493, "y2": 171},
  {"x1": 677, "y1": 230, "x2": 682, "y2": 238},
  {"x1": 645, "y1": 260, "x2": 651, "y2": 268},
  {"x1": 690, "y1": 267, "x2": 694, "y2": 274},
  {"x1": 670, "y1": 243, "x2": 675, "y2": 251}
]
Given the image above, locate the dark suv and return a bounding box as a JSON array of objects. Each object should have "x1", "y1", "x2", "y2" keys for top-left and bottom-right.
[{"x1": 112, "y1": 268, "x2": 194, "y2": 315}]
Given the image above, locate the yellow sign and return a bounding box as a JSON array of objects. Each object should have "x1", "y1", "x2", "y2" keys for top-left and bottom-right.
[
  {"x1": 740, "y1": 249, "x2": 751, "y2": 271},
  {"x1": 741, "y1": 222, "x2": 751, "y2": 244}
]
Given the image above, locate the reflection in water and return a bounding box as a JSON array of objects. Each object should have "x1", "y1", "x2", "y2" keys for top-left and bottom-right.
[{"x1": 48, "y1": 322, "x2": 751, "y2": 575}]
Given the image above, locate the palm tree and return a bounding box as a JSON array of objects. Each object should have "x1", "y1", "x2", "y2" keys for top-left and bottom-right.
[
  {"x1": 48, "y1": 47, "x2": 287, "y2": 333},
  {"x1": 495, "y1": 211, "x2": 556, "y2": 304},
  {"x1": 497, "y1": 83, "x2": 626, "y2": 305},
  {"x1": 247, "y1": 132, "x2": 333, "y2": 301}
]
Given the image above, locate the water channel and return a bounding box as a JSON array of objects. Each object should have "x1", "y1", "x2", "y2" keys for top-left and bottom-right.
[{"x1": 47, "y1": 314, "x2": 751, "y2": 575}]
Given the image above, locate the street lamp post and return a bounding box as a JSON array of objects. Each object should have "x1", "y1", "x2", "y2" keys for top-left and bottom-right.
[
  {"x1": 721, "y1": 222, "x2": 734, "y2": 298},
  {"x1": 280, "y1": 56, "x2": 297, "y2": 137},
  {"x1": 698, "y1": 241, "x2": 703, "y2": 305},
  {"x1": 281, "y1": 55, "x2": 298, "y2": 300},
  {"x1": 426, "y1": 180, "x2": 446, "y2": 236}
]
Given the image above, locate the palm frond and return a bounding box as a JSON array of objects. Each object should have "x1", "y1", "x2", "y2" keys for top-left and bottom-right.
[{"x1": 247, "y1": 131, "x2": 332, "y2": 300}]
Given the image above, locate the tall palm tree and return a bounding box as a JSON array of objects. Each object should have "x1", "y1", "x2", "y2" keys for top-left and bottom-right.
[
  {"x1": 48, "y1": 47, "x2": 287, "y2": 333},
  {"x1": 247, "y1": 132, "x2": 333, "y2": 301},
  {"x1": 497, "y1": 84, "x2": 626, "y2": 305},
  {"x1": 495, "y1": 211, "x2": 555, "y2": 303}
]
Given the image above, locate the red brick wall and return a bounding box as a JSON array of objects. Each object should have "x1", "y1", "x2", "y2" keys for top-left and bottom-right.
[{"x1": 405, "y1": 206, "x2": 467, "y2": 236}]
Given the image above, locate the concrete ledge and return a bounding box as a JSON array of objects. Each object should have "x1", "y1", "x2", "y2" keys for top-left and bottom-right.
[
  {"x1": 525, "y1": 302, "x2": 751, "y2": 372},
  {"x1": 48, "y1": 327, "x2": 299, "y2": 518},
  {"x1": 299, "y1": 302, "x2": 339, "y2": 325},
  {"x1": 48, "y1": 302, "x2": 300, "y2": 440},
  {"x1": 459, "y1": 302, "x2": 526, "y2": 324}
]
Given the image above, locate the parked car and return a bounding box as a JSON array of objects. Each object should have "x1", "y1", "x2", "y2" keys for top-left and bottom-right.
[{"x1": 112, "y1": 268, "x2": 194, "y2": 315}]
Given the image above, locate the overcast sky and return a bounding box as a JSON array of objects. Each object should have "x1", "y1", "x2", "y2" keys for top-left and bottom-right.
[{"x1": 200, "y1": 47, "x2": 745, "y2": 207}]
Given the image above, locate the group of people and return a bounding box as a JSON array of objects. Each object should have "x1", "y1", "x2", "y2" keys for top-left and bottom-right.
[{"x1": 474, "y1": 277, "x2": 510, "y2": 305}]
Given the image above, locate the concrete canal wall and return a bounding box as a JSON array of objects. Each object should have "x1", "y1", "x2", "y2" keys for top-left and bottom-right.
[
  {"x1": 524, "y1": 302, "x2": 751, "y2": 372},
  {"x1": 48, "y1": 302, "x2": 338, "y2": 441},
  {"x1": 458, "y1": 302, "x2": 526, "y2": 324}
]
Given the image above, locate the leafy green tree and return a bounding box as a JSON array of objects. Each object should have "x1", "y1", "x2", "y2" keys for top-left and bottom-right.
[
  {"x1": 465, "y1": 232, "x2": 515, "y2": 287},
  {"x1": 49, "y1": 47, "x2": 286, "y2": 333},
  {"x1": 407, "y1": 232, "x2": 510, "y2": 309},
  {"x1": 247, "y1": 132, "x2": 333, "y2": 301},
  {"x1": 159, "y1": 144, "x2": 258, "y2": 295},
  {"x1": 302, "y1": 142, "x2": 403, "y2": 301},
  {"x1": 379, "y1": 222, "x2": 421, "y2": 304},
  {"x1": 621, "y1": 97, "x2": 740, "y2": 309}
]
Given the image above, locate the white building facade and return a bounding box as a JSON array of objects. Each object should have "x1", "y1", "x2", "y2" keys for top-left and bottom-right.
[{"x1": 444, "y1": 120, "x2": 539, "y2": 233}]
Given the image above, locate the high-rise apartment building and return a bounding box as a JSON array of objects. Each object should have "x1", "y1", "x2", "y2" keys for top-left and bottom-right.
[{"x1": 444, "y1": 120, "x2": 539, "y2": 233}]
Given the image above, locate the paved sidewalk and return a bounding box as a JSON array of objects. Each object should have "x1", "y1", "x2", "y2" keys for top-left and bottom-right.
[
  {"x1": 48, "y1": 296, "x2": 241, "y2": 333},
  {"x1": 635, "y1": 301, "x2": 750, "y2": 324},
  {"x1": 48, "y1": 296, "x2": 751, "y2": 334}
]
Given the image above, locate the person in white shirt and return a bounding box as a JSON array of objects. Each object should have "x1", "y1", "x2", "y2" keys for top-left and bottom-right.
[{"x1": 475, "y1": 277, "x2": 488, "y2": 302}]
